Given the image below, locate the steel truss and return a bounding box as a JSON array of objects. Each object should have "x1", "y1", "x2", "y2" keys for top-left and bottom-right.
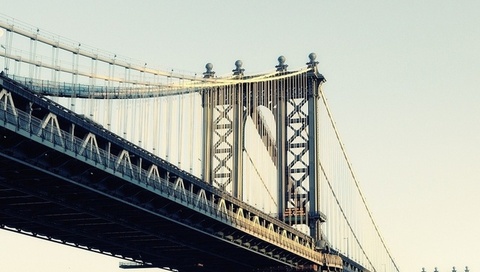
[{"x1": 0, "y1": 73, "x2": 346, "y2": 272}]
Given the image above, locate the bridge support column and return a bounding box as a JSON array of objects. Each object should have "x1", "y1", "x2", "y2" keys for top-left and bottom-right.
[
  {"x1": 276, "y1": 54, "x2": 327, "y2": 245},
  {"x1": 202, "y1": 85, "x2": 213, "y2": 185},
  {"x1": 231, "y1": 85, "x2": 244, "y2": 198},
  {"x1": 201, "y1": 56, "x2": 328, "y2": 245},
  {"x1": 307, "y1": 55, "x2": 322, "y2": 242},
  {"x1": 201, "y1": 62, "x2": 244, "y2": 199}
]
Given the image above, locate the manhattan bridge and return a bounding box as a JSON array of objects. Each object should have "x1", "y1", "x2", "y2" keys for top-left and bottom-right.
[{"x1": 0, "y1": 16, "x2": 399, "y2": 272}]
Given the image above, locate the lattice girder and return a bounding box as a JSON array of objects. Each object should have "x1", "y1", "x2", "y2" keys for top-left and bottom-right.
[{"x1": 202, "y1": 70, "x2": 326, "y2": 240}]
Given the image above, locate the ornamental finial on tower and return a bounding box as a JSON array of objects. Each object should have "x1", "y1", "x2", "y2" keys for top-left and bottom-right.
[
  {"x1": 307, "y1": 52, "x2": 319, "y2": 68},
  {"x1": 275, "y1": 55, "x2": 288, "y2": 72},
  {"x1": 203, "y1": 63, "x2": 215, "y2": 78},
  {"x1": 232, "y1": 60, "x2": 244, "y2": 76},
  {"x1": 306, "y1": 52, "x2": 325, "y2": 82}
]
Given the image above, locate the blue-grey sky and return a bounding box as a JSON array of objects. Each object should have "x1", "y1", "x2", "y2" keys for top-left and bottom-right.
[{"x1": 1, "y1": 1, "x2": 480, "y2": 271}]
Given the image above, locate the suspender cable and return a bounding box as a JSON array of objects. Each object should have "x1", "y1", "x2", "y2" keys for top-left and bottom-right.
[{"x1": 318, "y1": 84, "x2": 400, "y2": 272}]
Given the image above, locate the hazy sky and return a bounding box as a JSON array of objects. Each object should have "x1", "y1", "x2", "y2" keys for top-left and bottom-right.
[{"x1": 1, "y1": 1, "x2": 480, "y2": 272}]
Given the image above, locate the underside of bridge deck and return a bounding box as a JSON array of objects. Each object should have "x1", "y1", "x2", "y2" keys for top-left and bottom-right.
[
  {"x1": 0, "y1": 125, "x2": 305, "y2": 272},
  {"x1": 0, "y1": 128, "x2": 348, "y2": 272}
]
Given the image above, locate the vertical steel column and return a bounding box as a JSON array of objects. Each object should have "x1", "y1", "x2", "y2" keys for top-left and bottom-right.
[
  {"x1": 275, "y1": 57, "x2": 288, "y2": 220},
  {"x1": 276, "y1": 78, "x2": 287, "y2": 220},
  {"x1": 202, "y1": 63, "x2": 215, "y2": 184},
  {"x1": 202, "y1": 90, "x2": 213, "y2": 184},
  {"x1": 201, "y1": 61, "x2": 246, "y2": 198},
  {"x1": 306, "y1": 53, "x2": 326, "y2": 244},
  {"x1": 276, "y1": 54, "x2": 326, "y2": 244},
  {"x1": 232, "y1": 82, "x2": 244, "y2": 199},
  {"x1": 307, "y1": 57, "x2": 320, "y2": 241}
]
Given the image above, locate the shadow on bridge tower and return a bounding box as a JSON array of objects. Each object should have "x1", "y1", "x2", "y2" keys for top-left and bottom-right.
[{"x1": 201, "y1": 53, "x2": 328, "y2": 247}]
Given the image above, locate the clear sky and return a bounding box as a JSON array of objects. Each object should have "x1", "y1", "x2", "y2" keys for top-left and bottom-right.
[{"x1": 1, "y1": 1, "x2": 480, "y2": 271}]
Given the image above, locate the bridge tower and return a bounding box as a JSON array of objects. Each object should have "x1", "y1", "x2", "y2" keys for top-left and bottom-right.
[{"x1": 201, "y1": 53, "x2": 327, "y2": 246}]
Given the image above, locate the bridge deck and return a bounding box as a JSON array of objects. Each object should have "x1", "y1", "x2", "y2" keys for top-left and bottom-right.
[
  {"x1": 0, "y1": 73, "x2": 345, "y2": 272},
  {"x1": 0, "y1": 124, "x2": 291, "y2": 272}
]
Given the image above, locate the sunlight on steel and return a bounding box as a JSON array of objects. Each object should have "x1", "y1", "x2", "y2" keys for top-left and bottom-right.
[
  {"x1": 0, "y1": 14, "x2": 312, "y2": 92},
  {"x1": 0, "y1": 13, "x2": 401, "y2": 272}
]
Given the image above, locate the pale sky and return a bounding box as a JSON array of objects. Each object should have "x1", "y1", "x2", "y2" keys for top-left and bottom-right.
[{"x1": 1, "y1": 1, "x2": 480, "y2": 272}]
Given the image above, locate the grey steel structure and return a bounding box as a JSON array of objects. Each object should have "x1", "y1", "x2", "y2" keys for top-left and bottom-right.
[
  {"x1": 202, "y1": 54, "x2": 327, "y2": 244},
  {"x1": 0, "y1": 15, "x2": 402, "y2": 272},
  {"x1": 0, "y1": 72, "x2": 345, "y2": 272}
]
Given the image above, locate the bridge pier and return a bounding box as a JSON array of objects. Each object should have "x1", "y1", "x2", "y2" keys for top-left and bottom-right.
[{"x1": 275, "y1": 54, "x2": 327, "y2": 243}]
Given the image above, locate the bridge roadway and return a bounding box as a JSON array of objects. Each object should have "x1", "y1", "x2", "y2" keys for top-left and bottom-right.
[{"x1": 0, "y1": 73, "x2": 345, "y2": 272}]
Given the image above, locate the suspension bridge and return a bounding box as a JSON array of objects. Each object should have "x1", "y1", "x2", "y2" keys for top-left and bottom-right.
[{"x1": 0, "y1": 15, "x2": 399, "y2": 272}]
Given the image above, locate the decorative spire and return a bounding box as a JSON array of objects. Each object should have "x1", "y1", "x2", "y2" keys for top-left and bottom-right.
[
  {"x1": 306, "y1": 52, "x2": 319, "y2": 68},
  {"x1": 275, "y1": 55, "x2": 288, "y2": 72},
  {"x1": 203, "y1": 63, "x2": 215, "y2": 78},
  {"x1": 232, "y1": 60, "x2": 244, "y2": 76},
  {"x1": 306, "y1": 52, "x2": 325, "y2": 82}
]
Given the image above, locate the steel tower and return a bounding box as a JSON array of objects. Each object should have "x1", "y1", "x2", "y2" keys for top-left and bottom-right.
[{"x1": 201, "y1": 54, "x2": 327, "y2": 245}]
